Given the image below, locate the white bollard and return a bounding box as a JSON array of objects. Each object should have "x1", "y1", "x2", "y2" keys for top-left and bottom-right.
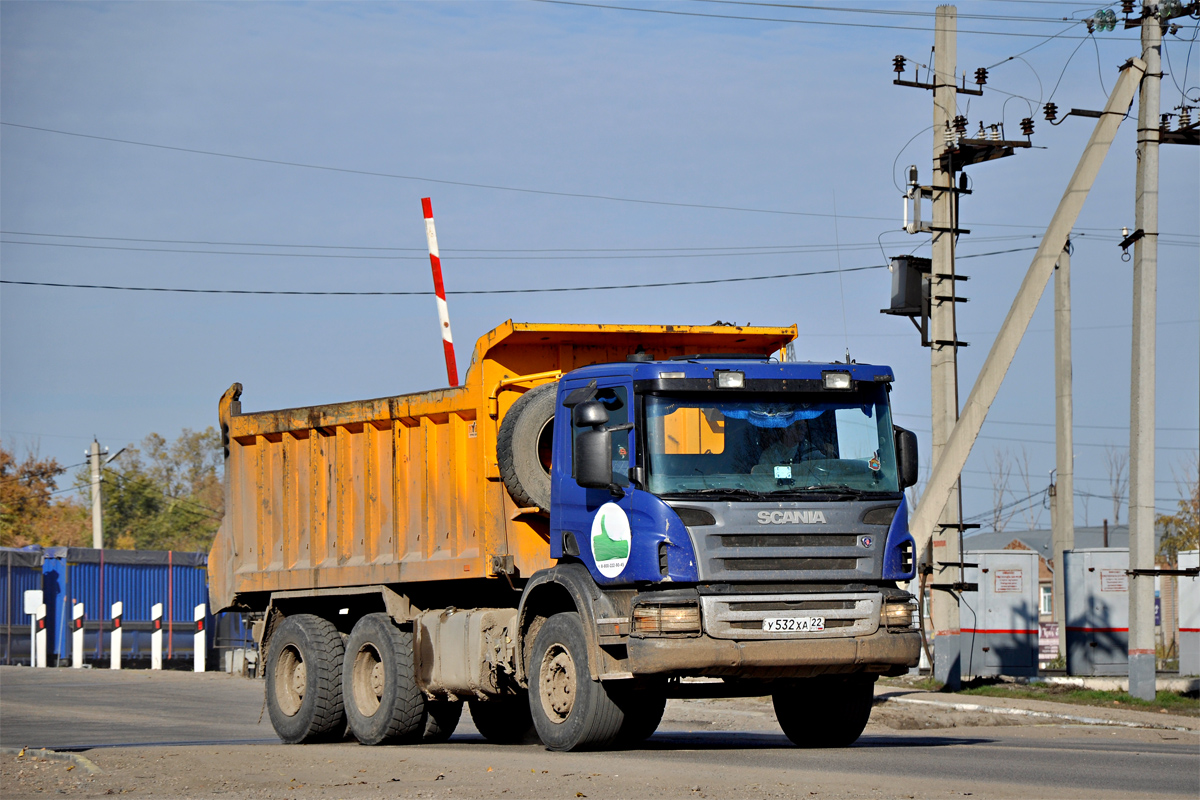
[
  {"x1": 35, "y1": 603, "x2": 47, "y2": 668},
  {"x1": 193, "y1": 603, "x2": 206, "y2": 673},
  {"x1": 151, "y1": 602, "x2": 163, "y2": 670},
  {"x1": 71, "y1": 602, "x2": 85, "y2": 668},
  {"x1": 110, "y1": 601, "x2": 123, "y2": 670},
  {"x1": 23, "y1": 590, "x2": 43, "y2": 668}
]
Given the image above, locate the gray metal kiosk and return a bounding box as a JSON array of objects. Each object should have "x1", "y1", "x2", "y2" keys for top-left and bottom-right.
[
  {"x1": 1065, "y1": 548, "x2": 1129, "y2": 676},
  {"x1": 960, "y1": 549, "x2": 1040, "y2": 678},
  {"x1": 1179, "y1": 550, "x2": 1198, "y2": 677}
]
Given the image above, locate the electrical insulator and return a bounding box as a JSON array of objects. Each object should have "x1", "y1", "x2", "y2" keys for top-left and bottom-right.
[
  {"x1": 1020, "y1": 117, "x2": 1035, "y2": 137},
  {"x1": 974, "y1": 67, "x2": 988, "y2": 86},
  {"x1": 958, "y1": 173, "x2": 968, "y2": 193},
  {"x1": 1181, "y1": 107, "x2": 1193, "y2": 129},
  {"x1": 976, "y1": 121, "x2": 986, "y2": 139},
  {"x1": 944, "y1": 121, "x2": 954, "y2": 146},
  {"x1": 1160, "y1": 0, "x2": 1182, "y2": 20},
  {"x1": 1161, "y1": 113, "x2": 1173, "y2": 131},
  {"x1": 989, "y1": 124, "x2": 1001, "y2": 141},
  {"x1": 1121, "y1": 0, "x2": 1133, "y2": 15},
  {"x1": 907, "y1": 165, "x2": 918, "y2": 186},
  {"x1": 1044, "y1": 102, "x2": 1058, "y2": 122},
  {"x1": 1099, "y1": 9, "x2": 1117, "y2": 31},
  {"x1": 893, "y1": 55, "x2": 906, "y2": 74},
  {"x1": 953, "y1": 115, "x2": 968, "y2": 135}
]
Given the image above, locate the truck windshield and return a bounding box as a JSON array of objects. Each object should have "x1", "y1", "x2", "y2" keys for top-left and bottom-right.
[{"x1": 644, "y1": 391, "x2": 900, "y2": 496}]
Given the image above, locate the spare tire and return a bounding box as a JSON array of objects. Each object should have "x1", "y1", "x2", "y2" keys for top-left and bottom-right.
[{"x1": 497, "y1": 382, "x2": 556, "y2": 510}]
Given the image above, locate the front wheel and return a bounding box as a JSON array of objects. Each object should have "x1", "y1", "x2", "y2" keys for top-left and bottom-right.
[
  {"x1": 772, "y1": 674, "x2": 876, "y2": 747},
  {"x1": 528, "y1": 612, "x2": 624, "y2": 751}
]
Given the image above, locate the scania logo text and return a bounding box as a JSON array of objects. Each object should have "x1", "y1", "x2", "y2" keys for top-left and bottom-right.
[{"x1": 757, "y1": 510, "x2": 827, "y2": 525}]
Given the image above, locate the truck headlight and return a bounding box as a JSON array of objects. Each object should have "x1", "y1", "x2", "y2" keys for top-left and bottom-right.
[
  {"x1": 633, "y1": 603, "x2": 701, "y2": 634},
  {"x1": 715, "y1": 370, "x2": 744, "y2": 388},
  {"x1": 883, "y1": 599, "x2": 919, "y2": 630}
]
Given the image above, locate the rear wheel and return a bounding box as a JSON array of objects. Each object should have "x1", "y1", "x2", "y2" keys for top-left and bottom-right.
[
  {"x1": 528, "y1": 612, "x2": 624, "y2": 751},
  {"x1": 343, "y1": 613, "x2": 425, "y2": 745},
  {"x1": 772, "y1": 674, "x2": 876, "y2": 748},
  {"x1": 265, "y1": 614, "x2": 346, "y2": 744},
  {"x1": 422, "y1": 700, "x2": 463, "y2": 744},
  {"x1": 468, "y1": 693, "x2": 535, "y2": 744}
]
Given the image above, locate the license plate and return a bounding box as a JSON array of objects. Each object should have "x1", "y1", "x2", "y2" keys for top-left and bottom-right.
[{"x1": 761, "y1": 617, "x2": 825, "y2": 632}]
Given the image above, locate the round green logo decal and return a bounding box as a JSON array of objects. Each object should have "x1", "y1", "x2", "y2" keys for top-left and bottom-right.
[{"x1": 590, "y1": 502, "x2": 631, "y2": 578}]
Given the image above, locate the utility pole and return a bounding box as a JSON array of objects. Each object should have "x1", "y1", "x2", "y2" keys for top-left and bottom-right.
[
  {"x1": 928, "y1": 4, "x2": 963, "y2": 690},
  {"x1": 1127, "y1": 3, "x2": 1162, "y2": 703},
  {"x1": 1052, "y1": 241, "x2": 1074, "y2": 631},
  {"x1": 89, "y1": 439, "x2": 103, "y2": 549}
]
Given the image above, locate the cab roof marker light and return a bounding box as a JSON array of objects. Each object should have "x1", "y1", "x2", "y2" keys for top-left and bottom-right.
[
  {"x1": 659, "y1": 371, "x2": 686, "y2": 379},
  {"x1": 715, "y1": 370, "x2": 745, "y2": 388},
  {"x1": 822, "y1": 371, "x2": 852, "y2": 390}
]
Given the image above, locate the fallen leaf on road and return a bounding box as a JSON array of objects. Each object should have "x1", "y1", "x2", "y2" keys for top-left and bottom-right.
[
  {"x1": 487, "y1": 767, "x2": 493, "y2": 772},
  {"x1": 435, "y1": 773, "x2": 445, "y2": 781},
  {"x1": 576, "y1": 793, "x2": 587, "y2": 798},
  {"x1": 67, "y1": 765, "x2": 75, "y2": 771}
]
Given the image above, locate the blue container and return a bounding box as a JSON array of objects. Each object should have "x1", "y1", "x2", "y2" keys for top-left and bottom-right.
[
  {"x1": 0, "y1": 548, "x2": 46, "y2": 666},
  {"x1": 41, "y1": 548, "x2": 212, "y2": 666}
]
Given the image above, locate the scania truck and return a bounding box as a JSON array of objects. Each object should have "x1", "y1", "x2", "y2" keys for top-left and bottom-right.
[{"x1": 208, "y1": 321, "x2": 920, "y2": 751}]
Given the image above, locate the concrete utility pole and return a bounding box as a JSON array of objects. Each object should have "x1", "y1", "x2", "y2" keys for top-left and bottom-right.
[
  {"x1": 909, "y1": 58, "x2": 1146, "y2": 563},
  {"x1": 1052, "y1": 242, "x2": 1074, "y2": 630},
  {"x1": 1127, "y1": 8, "x2": 1161, "y2": 702},
  {"x1": 89, "y1": 439, "x2": 103, "y2": 550},
  {"x1": 929, "y1": 4, "x2": 963, "y2": 690}
]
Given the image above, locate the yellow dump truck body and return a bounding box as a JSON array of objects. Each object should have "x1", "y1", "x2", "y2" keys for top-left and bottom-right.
[{"x1": 208, "y1": 321, "x2": 797, "y2": 612}]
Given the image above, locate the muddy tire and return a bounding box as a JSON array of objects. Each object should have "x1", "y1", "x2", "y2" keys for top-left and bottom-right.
[
  {"x1": 422, "y1": 700, "x2": 463, "y2": 744},
  {"x1": 468, "y1": 693, "x2": 535, "y2": 744},
  {"x1": 496, "y1": 382, "x2": 556, "y2": 510},
  {"x1": 612, "y1": 681, "x2": 667, "y2": 745},
  {"x1": 772, "y1": 674, "x2": 875, "y2": 747},
  {"x1": 343, "y1": 613, "x2": 425, "y2": 746},
  {"x1": 265, "y1": 614, "x2": 346, "y2": 744},
  {"x1": 528, "y1": 612, "x2": 624, "y2": 751}
]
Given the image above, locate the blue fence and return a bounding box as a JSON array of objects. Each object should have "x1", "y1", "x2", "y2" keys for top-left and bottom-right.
[
  {"x1": 1, "y1": 548, "x2": 46, "y2": 666},
  {"x1": 0, "y1": 546, "x2": 251, "y2": 669}
]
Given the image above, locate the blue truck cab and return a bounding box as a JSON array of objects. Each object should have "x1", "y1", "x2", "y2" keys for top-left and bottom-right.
[{"x1": 517, "y1": 353, "x2": 923, "y2": 749}]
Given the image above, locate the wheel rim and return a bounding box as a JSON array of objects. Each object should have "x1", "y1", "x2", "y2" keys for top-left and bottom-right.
[
  {"x1": 274, "y1": 645, "x2": 306, "y2": 717},
  {"x1": 539, "y1": 643, "x2": 576, "y2": 724},
  {"x1": 352, "y1": 643, "x2": 385, "y2": 717},
  {"x1": 536, "y1": 418, "x2": 554, "y2": 476}
]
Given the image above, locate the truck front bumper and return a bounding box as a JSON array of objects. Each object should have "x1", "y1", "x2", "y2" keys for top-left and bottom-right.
[{"x1": 625, "y1": 628, "x2": 921, "y2": 679}]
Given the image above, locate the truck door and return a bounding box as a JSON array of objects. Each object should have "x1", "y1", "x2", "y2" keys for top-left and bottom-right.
[{"x1": 552, "y1": 378, "x2": 638, "y2": 584}]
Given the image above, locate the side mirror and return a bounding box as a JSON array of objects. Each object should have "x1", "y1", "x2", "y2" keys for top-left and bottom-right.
[
  {"x1": 576, "y1": 428, "x2": 614, "y2": 489},
  {"x1": 573, "y1": 399, "x2": 609, "y2": 428},
  {"x1": 895, "y1": 427, "x2": 918, "y2": 489}
]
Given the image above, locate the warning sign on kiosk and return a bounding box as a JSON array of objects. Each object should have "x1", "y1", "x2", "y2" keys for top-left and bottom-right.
[
  {"x1": 994, "y1": 569, "x2": 1024, "y2": 593},
  {"x1": 1100, "y1": 569, "x2": 1128, "y2": 593}
]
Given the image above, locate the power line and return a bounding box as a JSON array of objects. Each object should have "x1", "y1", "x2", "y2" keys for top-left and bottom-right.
[
  {"x1": 533, "y1": 0, "x2": 1148, "y2": 39},
  {"x1": 694, "y1": 1, "x2": 1100, "y2": 25},
  {"x1": 6, "y1": 123, "x2": 1196, "y2": 239},
  {"x1": 0, "y1": 263, "x2": 886, "y2": 296},
  {"x1": 0, "y1": 121, "x2": 890, "y2": 222}
]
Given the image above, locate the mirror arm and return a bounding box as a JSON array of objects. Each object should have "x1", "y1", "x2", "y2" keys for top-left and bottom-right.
[{"x1": 607, "y1": 483, "x2": 626, "y2": 500}]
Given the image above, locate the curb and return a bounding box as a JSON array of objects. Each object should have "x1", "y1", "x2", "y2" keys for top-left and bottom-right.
[
  {"x1": 1, "y1": 747, "x2": 103, "y2": 775},
  {"x1": 881, "y1": 696, "x2": 1195, "y2": 733}
]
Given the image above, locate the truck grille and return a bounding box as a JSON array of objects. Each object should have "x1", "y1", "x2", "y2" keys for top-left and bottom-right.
[
  {"x1": 700, "y1": 592, "x2": 882, "y2": 640},
  {"x1": 698, "y1": 529, "x2": 870, "y2": 582}
]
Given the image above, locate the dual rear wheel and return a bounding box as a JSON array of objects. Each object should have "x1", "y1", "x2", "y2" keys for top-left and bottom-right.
[{"x1": 265, "y1": 613, "x2": 463, "y2": 746}]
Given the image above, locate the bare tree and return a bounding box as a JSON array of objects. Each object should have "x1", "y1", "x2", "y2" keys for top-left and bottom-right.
[
  {"x1": 1105, "y1": 446, "x2": 1129, "y2": 526},
  {"x1": 985, "y1": 447, "x2": 1014, "y2": 532},
  {"x1": 1013, "y1": 445, "x2": 1044, "y2": 530}
]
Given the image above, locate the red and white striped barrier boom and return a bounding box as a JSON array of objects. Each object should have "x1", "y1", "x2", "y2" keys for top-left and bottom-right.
[{"x1": 421, "y1": 197, "x2": 459, "y2": 387}]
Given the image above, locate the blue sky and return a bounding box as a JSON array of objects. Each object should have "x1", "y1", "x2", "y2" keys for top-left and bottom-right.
[{"x1": 2, "y1": 1, "x2": 1197, "y2": 528}]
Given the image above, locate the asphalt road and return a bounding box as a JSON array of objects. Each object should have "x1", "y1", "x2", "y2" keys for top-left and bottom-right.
[{"x1": 2, "y1": 667, "x2": 1197, "y2": 799}]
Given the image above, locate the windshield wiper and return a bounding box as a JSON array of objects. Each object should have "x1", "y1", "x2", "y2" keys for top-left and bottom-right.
[{"x1": 660, "y1": 487, "x2": 772, "y2": 500}]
